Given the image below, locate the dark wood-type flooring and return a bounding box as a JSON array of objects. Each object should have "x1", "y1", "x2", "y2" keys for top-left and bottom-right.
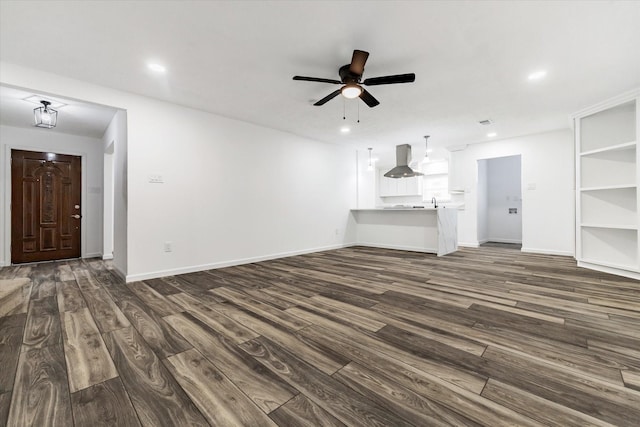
[{"x1": 1, "y1": 246, "x2": 639, "y2": 426}]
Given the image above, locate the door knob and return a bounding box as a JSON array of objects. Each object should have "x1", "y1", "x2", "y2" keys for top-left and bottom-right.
[{"x1": 71, "y1": 214, "x2": 81, "y2": 219}]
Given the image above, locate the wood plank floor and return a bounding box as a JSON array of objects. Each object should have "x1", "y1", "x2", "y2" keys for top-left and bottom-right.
[{"x1": 1, "y1": 246, "x2": 639, "y2": 426}]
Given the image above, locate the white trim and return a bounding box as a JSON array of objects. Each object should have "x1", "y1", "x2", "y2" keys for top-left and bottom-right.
[
  {"x1": 521, "y1": 247, "x2": 574, "y2": 257},
  {"x1": 577, "y1": 260, "x2": 640, "y2": 281},
  {"x1": 83, "y1": 252, "x2": 102, "y2": 259},
  {"x1": 102, "y1": 253, "x2": 114, "y2": 260},
  {"x1": 355, "y1": 242, "x2": 437, "y2": 254},
  {"x1": 570, "y1": 88, "x2": 639, "y2": 119},
  {"x1": 486, "y1": 238, "x2": 522, "y2": 244},
  {"x1": 110, "y1": 265, "x2": 126, "y2": 282},
  {"x1": 125, "y1": 243, "x2": 356, "y2": 282},
  {"x1": 458, "y1": 241, "x2": 480, "y2": 248}
]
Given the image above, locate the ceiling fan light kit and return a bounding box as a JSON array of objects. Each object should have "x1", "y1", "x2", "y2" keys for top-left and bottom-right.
[
  {"x1": 341, "y1": 83, "x2": 362, "y2": 99},
  {"x1": 293, "y1": 49, "x2": 415, "y2": 108}
]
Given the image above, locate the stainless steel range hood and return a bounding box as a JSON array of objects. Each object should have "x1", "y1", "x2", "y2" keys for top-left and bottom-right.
[{"x1": 384, "y1": 144, "x2": 424, "y2": 178}]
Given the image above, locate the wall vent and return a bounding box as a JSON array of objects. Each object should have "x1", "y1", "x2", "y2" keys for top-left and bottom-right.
[{"x1": 478, "y1": 119, "x2": 492, "y2": 125}]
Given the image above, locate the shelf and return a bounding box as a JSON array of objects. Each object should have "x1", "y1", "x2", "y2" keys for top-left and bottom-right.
[
  {"x1": 575, "y1": 93, "x2": 638, "y2": 279},
  {"x1": 423, "y1": 172, "x2": 448, "y2": 176},
  {"x1": 579, "y1": 100, "x2": 636, "y2": 152},
  {"x1": 580, "y1": 147, "x2": 636, "y2": 188},
  {"x1": 580, "y1": 184, "x2": 636, "y2": 191},
  {"x1": 580, "y1": 141, "x2": 636, "y2": 156},
  {"x1": 580, "y1": 187, "x2": 637, "y2": 225},
  {"x1": 580, "y1": 227, "x2": 637, "y2": 269},
  {"x1": 580, "y1": 258, "x2": 638, "y2": 272},
  {"x1": 581, "y1": 223, "x2": 638, "y2": 230}
]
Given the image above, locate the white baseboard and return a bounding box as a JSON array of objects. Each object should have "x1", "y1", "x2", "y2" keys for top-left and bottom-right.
[
  {"x1": 102, "y1": 253, "x2": 114, "y2": 260},
  {"x1": 521, "y1": 247, "x2": 574, "y2": 257},
  {"x1": 125, "y1": 243, "x2": 355, "y2": 282},
  {"x1": 577, "y1": 260, "x2": 640, "y2": 281},
  {"x1": 110, "y1": 266, "x2": 126, "y2": 282},
  {"x1": 487, "y1": 238, "x2": 522, "y2": 244},
  {"x1": 83, "y1": 252, "x2": 102, "y2": 259},
  {"x1": 355, "y1": 242, "x2": 437, "y2": 254},
  {"x1": 458, "y1": 241, "x2": 480, "y2": 248}
]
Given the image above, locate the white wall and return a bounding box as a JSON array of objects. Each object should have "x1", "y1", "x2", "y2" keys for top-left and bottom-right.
[
  {"x1": 486, "y1": 155, "x2": 522, "y2": 243},
  {"x1": 101, "y1": 110, "x2": 127, "y2": 275},
  {"x1": 0, "y1": 125, "x2": 104, "y2": 264},
  {"x1": 477, "y1": 159, "x2": 488, "y2": 242},
  {"x1": 1, "y1": 62, "x2": 357, "y2": 280},
  {"x1": 356, "y1": 149, "x2": 376, "y2": 208},
  {"x1": 451, "y1": 129, "x2": 574, "y2": 255}
]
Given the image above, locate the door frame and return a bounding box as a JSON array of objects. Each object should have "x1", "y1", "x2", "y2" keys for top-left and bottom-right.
[{"x1": 3, "y1": 143, "x2": 89, "y2": 265}]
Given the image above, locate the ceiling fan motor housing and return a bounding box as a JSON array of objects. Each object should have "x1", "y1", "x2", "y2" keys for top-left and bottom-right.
[{"x1": 339, "y1": 64, "x2": 361, "y2": 84}]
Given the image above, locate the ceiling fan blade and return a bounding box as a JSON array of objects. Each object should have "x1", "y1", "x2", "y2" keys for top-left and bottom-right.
[
  {"x1": 359, "y1": 89, "x2": 380, "y2": 108},
  {"x1": 349, "y1": 50, "x2": 369, "y2": 75},
  {"x1": 293, "y1": 76, "x2": 342, "y2": 84},
  {"x1": 363, "y1": 73, "x2": 416, "y2": 86},
  {"x1": 314, "y1": 89, "x2": 342, "y2": 106}
]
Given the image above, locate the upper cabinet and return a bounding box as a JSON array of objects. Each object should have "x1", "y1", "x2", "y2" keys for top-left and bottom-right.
[
  {"x1": 422, "y1": 159, "x2": 450, "y2": 201},
  {"x1": 378, "y1": 169, "x2": 422, "y2": 197},
  {"x1": 572, "y1": 89, "x2": 639, "y2": 279}
]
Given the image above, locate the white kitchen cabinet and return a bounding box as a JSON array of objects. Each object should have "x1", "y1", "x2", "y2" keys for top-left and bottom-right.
[
  {"x1": 378, "y1": 169, "x2": 422, "y2": 197},
  {"x1": 422, "y1": 159, "x2": 449, "y2": 201},
  {"x1": 572, "y1": 88, "x2": 639, "y2": 279}
]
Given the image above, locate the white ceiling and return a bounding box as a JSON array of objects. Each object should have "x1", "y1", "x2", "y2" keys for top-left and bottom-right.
[
  {"x1": 1, "y1": 1, "x2": 639, "y2": 150},
  {"x1": 0, "y1": 85, "x2": 117, "y2": 138}
]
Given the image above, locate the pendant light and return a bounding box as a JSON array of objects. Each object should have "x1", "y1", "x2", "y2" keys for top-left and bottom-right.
[
  {"x1": 367, "y1": 147, "x2": 374, "y2": 171},
  {"x1": 421, "y1": 135, "x2": 430, "y2": 163},
  {"x1": 34, "y1": 100, "x2": 58, "y2": 129}
]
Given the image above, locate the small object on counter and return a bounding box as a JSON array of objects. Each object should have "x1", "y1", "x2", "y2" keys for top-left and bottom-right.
[{"x1": 412, "y1": 206, "x2": 424, "y2": 208}]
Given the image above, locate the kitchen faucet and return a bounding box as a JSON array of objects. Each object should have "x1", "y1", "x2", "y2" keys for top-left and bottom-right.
[{"x1": 431, "y1": 197, "x2": 438, "y2": 208}]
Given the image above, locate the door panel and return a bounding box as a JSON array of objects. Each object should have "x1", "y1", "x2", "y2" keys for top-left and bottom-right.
[{"x1": 11, "y1": 150, "x2": 81, "y2": 263}]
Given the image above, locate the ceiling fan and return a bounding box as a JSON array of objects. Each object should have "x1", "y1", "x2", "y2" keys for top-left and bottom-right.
[{"x1": 293, "y1": 49, "x2": 415, "y2": 108}]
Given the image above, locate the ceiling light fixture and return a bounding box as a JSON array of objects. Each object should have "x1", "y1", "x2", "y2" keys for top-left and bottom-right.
[
  {"x1": 421, "y1": 135, "x2": 430, "y2": 163},
  {"x1": 341, "y1": 83, "x2": 362, "y2": 99},
  {"x1": 487, "y1": 132, "x2": 497, "y2": 137},
  {"x1": 147, "y1": 63, "x2": 166, "y2": 73},
  {"x1": 340, "y1": 126, "x2": 350, "y2": 133},
  {"x1": 527, "y1": 70, "x2": 547, "y2": 81},
  {"x1": 34, "y1": 100, "x2": 57, "y2": 129}
]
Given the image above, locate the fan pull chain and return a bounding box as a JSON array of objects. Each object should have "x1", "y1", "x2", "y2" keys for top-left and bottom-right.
[
  {"x1": 357, "y1": 100, "x2": 360, "y2": 123},
  {"x1": 343, "y1": 98, "x2": 346, "y2": 120}
]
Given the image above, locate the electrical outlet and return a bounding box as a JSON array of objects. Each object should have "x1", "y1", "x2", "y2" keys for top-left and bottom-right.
[
  {"x1": 335, "y1": 228, "x2": 340, "y2": 236},
  {"x1": 164, "y1": 241, "x2": 172, "y2": 252}
]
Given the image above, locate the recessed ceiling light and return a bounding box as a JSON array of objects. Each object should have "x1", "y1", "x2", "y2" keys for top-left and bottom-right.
[
  {"x1": 527, "y1": 70, "x2": 547, "y2": 81},
  {"x1": 147, "y1": 63, "x2": 167, "y2": 73},
  {"x1": 340, "y1": 126, "x2": 350, "y2": 133},
  {"x1": 487, "y1": 132, "x2": 497, "y2": 137}
]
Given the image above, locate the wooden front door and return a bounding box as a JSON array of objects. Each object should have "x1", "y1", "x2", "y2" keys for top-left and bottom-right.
[{"x1": 11, "y1": 150, "x2": 82, "y2": 264}]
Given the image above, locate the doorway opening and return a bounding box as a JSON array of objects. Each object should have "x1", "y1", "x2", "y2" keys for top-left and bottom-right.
[
  {"x1": 477, "y1": 155, "x2": 522, "y2": 249},
  {"x1": 11, "y1": 149, "x2": 82, "y2": 263}
]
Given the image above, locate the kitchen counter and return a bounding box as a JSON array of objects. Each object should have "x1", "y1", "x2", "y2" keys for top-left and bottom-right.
[{"x1": 350, "y1": 207, "x2": 457, "y2": 256}]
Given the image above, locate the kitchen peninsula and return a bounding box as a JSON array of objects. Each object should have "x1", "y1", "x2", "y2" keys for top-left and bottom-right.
[{"x1": 350, "y1": 207, "x2": 458, "y2": 256}]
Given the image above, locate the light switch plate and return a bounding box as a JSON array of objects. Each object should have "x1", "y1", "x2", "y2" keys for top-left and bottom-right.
[{"x1": 149, "y1": 175, "x2": 164, "y2": 184}]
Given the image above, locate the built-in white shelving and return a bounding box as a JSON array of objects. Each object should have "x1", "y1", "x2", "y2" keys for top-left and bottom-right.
[{"x1": 573, "y1": 89, "x2": 640, "y2": 280}]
